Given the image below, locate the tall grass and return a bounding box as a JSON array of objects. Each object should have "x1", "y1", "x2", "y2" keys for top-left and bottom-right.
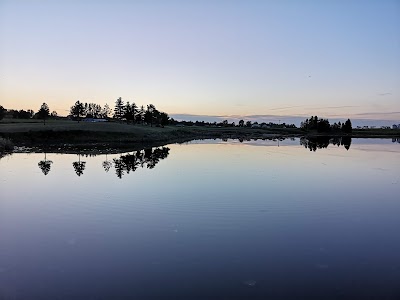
[{"x1": 0, "y1": 137, "x2": 14, "y2": 152}]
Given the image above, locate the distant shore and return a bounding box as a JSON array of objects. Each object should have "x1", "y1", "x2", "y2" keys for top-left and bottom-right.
[{"x1": 1, "y1": 120, "x2": 399, "y2": 153}]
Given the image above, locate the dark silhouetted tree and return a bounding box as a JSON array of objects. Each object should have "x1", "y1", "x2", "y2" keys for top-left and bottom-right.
[
  {"x1": 342, "y1": 119, "x2": 352, "y2": 133},
  {"x1": 238, "y1": 119, "x2": 244, "y2": 127},
  {"x1": 131, "y1": 102, "x2": 138, "y2": 123},
  {"x1": 0, "y1": 105, "x2": 6, "y2": 120},
  {"x1": 70, "y1": 100, "x2": 85, "y2": 122},
  {"x1": 137, "y1": 105, "x2": 145, "y2": 124},
  {"x1": 124, "y1": 101, "x2": 137, "y2": 123},
  {"x1": 145, "y1": 104, "x2": 156, "y2": 126},
  {"x1": 37, "y1": 103, "x2": 50, "y2": 125},
  {"x1": 114, "y1": 97, "x2": 125, "y2": 120},
  {"x1": 159, "y1": 112, "x2": 169, "y2": 126},
  {"x1": 101, "y1": 103, "x2": 112, "y2": 119}
]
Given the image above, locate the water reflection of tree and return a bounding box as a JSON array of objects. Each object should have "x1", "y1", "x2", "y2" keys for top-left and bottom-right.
[
  {"x1": 102, "y1": 154, "x2": 112, "y2": 172},
  {"x1": 341, "y1": 136, "x2": 352, "y2": 150},
  {"x1": 38, "y1": 153, "x2": 53, "y2": 175},
  {"x1": 300, "y1": 136, "x2": 352, "y2": 152},
  {"x1": 112, "y1": 147, "x2": 170, "y2": 179},
  {"x1": 72, "y1": 154, "x2": 86, "y2": 177}
]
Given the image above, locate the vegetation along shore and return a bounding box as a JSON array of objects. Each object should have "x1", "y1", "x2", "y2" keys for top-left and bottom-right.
[{"x1": 1, "y1": 100, "x2": 399, "y2": 154}]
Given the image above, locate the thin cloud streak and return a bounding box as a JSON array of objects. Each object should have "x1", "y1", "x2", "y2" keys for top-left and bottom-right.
[{"x1": 263, "y1": 105, "x2": 360, "y2": 112}]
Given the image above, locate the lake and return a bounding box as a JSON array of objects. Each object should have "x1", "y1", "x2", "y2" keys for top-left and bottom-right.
[{"x1": 0, "y1": 138, "x2": 399, "y2": 299}]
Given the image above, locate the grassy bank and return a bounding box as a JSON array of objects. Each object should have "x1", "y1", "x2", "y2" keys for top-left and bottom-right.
[{"x1": 1, "y1": 120, "x2": 399, "y2": 152}]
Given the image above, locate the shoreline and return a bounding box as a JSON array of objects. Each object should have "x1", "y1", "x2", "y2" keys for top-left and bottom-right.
[{"x1": 1, "y1": 121, "x2": 399, "y2": 154}]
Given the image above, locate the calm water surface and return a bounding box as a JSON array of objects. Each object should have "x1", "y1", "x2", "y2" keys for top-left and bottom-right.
[{"x1": 0, "y1": 138, "x2": 399, "y2": 299}]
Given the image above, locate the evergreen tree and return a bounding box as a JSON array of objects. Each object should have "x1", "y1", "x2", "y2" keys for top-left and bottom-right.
[
  {"x1": 101, "y1": 104, "x2": 111, "y2": 119},
  {"x1": 342, "y1": 119, "x2": 352, "y2": 133},
  {"x1": 131, "y1": 102, "x2": 138, "y2": 123},
  {"x1": 137, "y1": 105, "x2": 145, "y2": 124},
  {"x1": 114, "y1": 97, "x2": 125, "y2": 120},
  {"x1": 145, "y1": 104, "x2": 156, "y2": 126},
  {"x1": 124, "y1": 101, "x2": 134, "y2": 123}
]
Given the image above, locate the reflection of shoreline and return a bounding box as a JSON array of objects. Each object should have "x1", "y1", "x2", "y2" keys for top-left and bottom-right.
[
  {"x1": 8, "y1": 135, "x2": 399, "y2": 157},
  {"x1": 111, "y1": 147, "x2": 170, "y2": 179},
  {"x1": 300, "y1": 136, "x2": 352, "y2": 152},
  {"x1": 34, "y1": 147, "x2": 171, "y2": 178}
]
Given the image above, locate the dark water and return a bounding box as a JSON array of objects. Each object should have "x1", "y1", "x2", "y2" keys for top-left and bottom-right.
[{"x1": 0, "y1": 138, "x2": 399, "y2": 299}]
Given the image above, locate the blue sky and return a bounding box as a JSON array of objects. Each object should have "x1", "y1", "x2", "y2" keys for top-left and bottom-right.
[{"x1": 0, "y1": 0, "x2": 399, "y2": 124}]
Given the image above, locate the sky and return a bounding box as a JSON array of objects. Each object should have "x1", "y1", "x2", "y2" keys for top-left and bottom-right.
[{"x1": 0, "y1": 0, "x2": 399, "y2": 125}]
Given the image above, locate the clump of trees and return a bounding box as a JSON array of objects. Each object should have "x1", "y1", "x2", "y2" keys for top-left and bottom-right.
[
  {"x1": 300, "y1": 116, "x2": 352, "y2": 133},
  {"x1": 112, "y1": 97, "x2": 169, "y2": 126},
  {"x1": 69, "y1": 97, "x2": 170, "y2": 126},
  {"x1": 0, "y1": 104, "x2": 54, "y2": 122},
  {"x1": 70, "y1": 101, "x2": 112, "y2": 122},
  {"x1": 8, "y1": 109, "x2": 34, "y2": 119},
  {"x1": 0, "y1": 103, "x2": 59, "y2": 123}
]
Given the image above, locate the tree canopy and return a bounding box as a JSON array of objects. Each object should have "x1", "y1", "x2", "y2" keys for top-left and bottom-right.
[
  {"x1": 300, "y1": 116, "x2": 352, "y2": 133},
  {"x1": 37, "y1": 103, "x2": 50, "y2": 125},
  {"x1": 70, "y1": 100, "x2": 85, "y2": 122}
]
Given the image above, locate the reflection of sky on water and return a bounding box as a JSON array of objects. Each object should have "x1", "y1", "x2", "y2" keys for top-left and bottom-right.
[{"x1": 0, "y1": 139, "x2": 399, "y2": 299}]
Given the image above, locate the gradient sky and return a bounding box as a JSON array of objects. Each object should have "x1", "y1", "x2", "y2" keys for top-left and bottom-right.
[{"x1": 0, "y1": 0, "x2": 399, "y2": 122}]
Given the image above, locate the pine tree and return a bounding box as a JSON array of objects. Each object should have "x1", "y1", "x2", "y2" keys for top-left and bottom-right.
[{"x1": 114, "y1": 97, "x2": 125, "y2": 120}]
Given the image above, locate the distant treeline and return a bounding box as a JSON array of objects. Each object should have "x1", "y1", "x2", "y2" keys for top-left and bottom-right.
[
  {"x1": 169, "y1": 119, "x2": 297, "y2": 129},
  {"x1": 1, "y1": 102, "x2": 353, "y2": 132},
  {"x1": 0, "y1": 104, "x2": 57, "y2": 121},
  {"x1": 300, "y1": 116, "x2": 352, "y2": 133}
]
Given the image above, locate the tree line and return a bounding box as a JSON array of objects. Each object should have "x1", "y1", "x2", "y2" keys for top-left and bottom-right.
[
  {"x1": 70, "y1": 98, "x2": 170, "y2": 126},
  {"x1": 1, "y1": 98, "x2": 170, "y2": 127},
  {"x1": 300, "y1": 116, "x2": 352, "y2": 133},
  {"x1": 0, "y1": 103, "x2": 56, "y2": 123},
  {"x1": 1, "y1": 102, "x2": 353, "y2": 132}
]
